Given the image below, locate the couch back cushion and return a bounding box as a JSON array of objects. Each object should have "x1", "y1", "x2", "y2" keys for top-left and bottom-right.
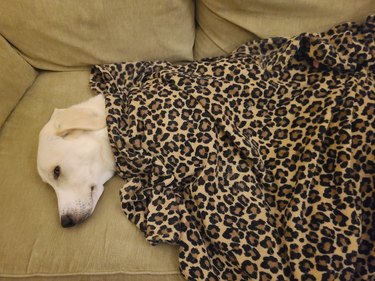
[
  {"x1": 0, "y1": 0, "x2": 195, "y2": 70},
  {"x1": 195, "y1": 0, "x2": 375, "y2": 59}
]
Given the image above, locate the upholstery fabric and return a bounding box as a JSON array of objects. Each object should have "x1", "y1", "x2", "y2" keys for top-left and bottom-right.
[
  {"x1": 0, "y1": 34, "x2": 37, "y2": 127},
  {"x1": 0, "y1": 71, "x2": 183, "y2": 281},
  {"x1": 0, "y1": 0, "x2": 195, "y2": 71},
  {"x1": 90, "y1": 16, "x2": 374, "y2": 280},
  {"x1": 194, "y1": 0, "x2": 375, "y2": 59}
]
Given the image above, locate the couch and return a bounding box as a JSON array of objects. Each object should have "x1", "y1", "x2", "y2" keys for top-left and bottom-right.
[{"x1": 0, "y1": 1, "x2": 373, "y2": 280}]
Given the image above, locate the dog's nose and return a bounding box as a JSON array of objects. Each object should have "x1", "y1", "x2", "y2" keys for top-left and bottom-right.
[{"x1": 61, "y1": 214, "x2": 75, "y2": 228}]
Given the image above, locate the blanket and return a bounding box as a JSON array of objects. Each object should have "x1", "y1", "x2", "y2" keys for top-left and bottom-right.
[{"x1": 90, "y1": 15, "x2": 374, "y2": 281}]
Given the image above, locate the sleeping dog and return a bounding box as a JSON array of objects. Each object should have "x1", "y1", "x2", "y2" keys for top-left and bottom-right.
[{"x1": 37, "y1": 95, "x2": 115, "y2": 227}]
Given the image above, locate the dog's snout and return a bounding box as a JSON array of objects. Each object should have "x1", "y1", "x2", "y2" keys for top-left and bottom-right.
[{"x1": 61, "y1": 214, "x2": 75, "y2": 228}]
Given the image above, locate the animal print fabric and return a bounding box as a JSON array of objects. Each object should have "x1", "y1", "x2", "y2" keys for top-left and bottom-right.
[{"x1": 90, "y1": 15, "x2": 374, "y2": 281}]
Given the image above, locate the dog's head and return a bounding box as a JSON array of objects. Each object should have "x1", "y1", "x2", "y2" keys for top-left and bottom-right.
[{"x1": 37, "y1": 95, "x2": 115, "y2": 228}]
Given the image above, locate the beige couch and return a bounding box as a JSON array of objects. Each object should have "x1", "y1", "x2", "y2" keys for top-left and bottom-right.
[{"x1": 0, "y1": 1, "x2": 373, "y2": 280}]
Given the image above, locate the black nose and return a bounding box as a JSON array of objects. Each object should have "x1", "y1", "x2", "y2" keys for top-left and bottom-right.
[{"x1": 61, "y1": 214, "x2": 75, "y2": 228}]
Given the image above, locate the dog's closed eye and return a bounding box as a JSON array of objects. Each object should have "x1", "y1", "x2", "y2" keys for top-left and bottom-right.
[{"x1": 53, "y1": 166, "x2": 61, "y2": 180}]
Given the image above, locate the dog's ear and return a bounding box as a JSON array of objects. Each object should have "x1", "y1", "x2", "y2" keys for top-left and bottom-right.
[{"x1": 52, "y1": 97, "x2": 106, "y2": 137}]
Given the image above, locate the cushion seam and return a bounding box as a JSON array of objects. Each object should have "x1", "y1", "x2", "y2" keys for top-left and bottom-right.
[{"x1": 0, "y1": 270, "x2": 182, "y2": 278}]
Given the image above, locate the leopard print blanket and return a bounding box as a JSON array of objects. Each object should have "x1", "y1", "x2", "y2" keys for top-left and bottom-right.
[{"x1": 90, "y1": 15, "x2": 374, "y2": 281}]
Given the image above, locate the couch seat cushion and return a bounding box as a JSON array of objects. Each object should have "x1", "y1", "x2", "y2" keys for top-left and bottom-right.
[{"x1": 0, "y1": 70, "x2": 184, "y2": 281}]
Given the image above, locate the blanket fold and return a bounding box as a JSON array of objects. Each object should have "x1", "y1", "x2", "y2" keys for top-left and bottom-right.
[{"x1": 90, "y1": 15, "x2": 374, "y2": 281}]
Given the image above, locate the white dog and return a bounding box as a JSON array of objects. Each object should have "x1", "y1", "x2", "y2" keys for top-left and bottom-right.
[{"x1": 37, "y1": 95, "x2": 115, "y2": 227}]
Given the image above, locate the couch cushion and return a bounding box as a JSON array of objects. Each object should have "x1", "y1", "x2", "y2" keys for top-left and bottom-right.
[
  {"x1": 0, "y1": 0, "x2": 195, "y2": 71},
  {"x1": 0, "y1": 34, "x2": 37, "y2": 127},
  {"x1": 194, "y1": 0, "x2": 375, "y2": 59},
  {"x1": 0, "y1": 70, "x2": 184, "y2": 281}
]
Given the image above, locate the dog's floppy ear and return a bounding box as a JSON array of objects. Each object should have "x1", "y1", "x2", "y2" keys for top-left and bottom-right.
[{"x1": 52, "y1": 97, "x2": 106, "y2": 137}]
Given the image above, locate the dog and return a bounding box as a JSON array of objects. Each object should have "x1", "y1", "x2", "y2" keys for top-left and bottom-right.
[{"x1": 37, "y1": 95, "x2": 115, "y2": 228}]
